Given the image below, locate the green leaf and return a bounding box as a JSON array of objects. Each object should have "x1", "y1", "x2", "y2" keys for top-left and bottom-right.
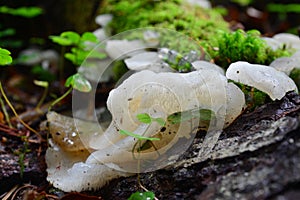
[
  {"x1": 49, "y1": 31, "x2": 80, "y2": 46},
  {"x1": 0, "y1": 6, "x2": 43, "y2": 18},
  {"x1": 33, "y1": 80, "x2": 49, "y2": 88},
  {"x1": 119, "y1": 129, "x2": 160, "y2": 141},
  {"x1": 73, "y1": 74, "x2": 92, "y2": 92},
  {"x1": 0, "y1": 47, "x2": 12, "y2": 65},
  {"x1": 81, "y1": 32, "x2": 98, "y2": 43},
  {"x1": 136, "y1": 113, "x2": 152, "y2": 124},
  {"x1": 128, "y1": 191, "x2": 155, "y2": 200},
  {"x1": 49, "y1": 35, "x2": 73, "y2": 46},
  {"x1": 65, "y1": 73, "x2": 92, "y2": 92},
  {"x1": 64, "y1": 52, "x2": 77, "y2": 64},
  {"x1": 65, "y1": 75, "x2": 75, "y2": 88},
  {"x1": 61, "y1": 31, "x2": 80, "y2": 44}
]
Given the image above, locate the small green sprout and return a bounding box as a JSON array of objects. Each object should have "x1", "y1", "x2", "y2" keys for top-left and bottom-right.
[
  {"x1": 119, "y1": 113, "x2": 165, "y2": 141},
  {"x1": 50, "y1": 31, "x2": 81, "y2": 46},
  {"x1": 34, "y1": 80, "x2": 49, "y2": 109},
  {"x1": 48, "y1": 73, "x2": 91, "y2": 111},
  {"x1": 136, "y1": 113, "x2": 166, "y2": 127},
  {"x1": 128, "y1": 191, "x2": 155, "y2": 200},
  {"x1": 65, "y1": 73, "x2": 92, "y2": 92},
  {"x1": 49, "y1": 31, "x2": 106, "y2": 66},
  {"x1": 15, "y1": 136, "x2": 31, "y2": 178},
  {"x1": 0, "y1": 47, "x2": 12, "y2": 65}
]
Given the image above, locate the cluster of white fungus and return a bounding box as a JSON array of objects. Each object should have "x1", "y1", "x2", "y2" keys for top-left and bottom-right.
[{"x1": 46, "y1": 30, "x2": 298, "y2": 192}]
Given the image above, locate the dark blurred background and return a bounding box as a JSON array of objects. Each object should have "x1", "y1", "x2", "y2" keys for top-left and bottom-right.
[{"x1": 1, "y1": 0, "x2": 300, "y2": 54}]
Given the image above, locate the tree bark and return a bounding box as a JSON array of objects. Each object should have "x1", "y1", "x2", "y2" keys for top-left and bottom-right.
[{"x1": 99, "y1": 92, "x2": 300, "y2": 199}]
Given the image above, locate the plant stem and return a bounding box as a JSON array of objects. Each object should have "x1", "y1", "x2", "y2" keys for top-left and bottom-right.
[
  {"x1": 0, "y1": 82, "x2": 42, "y2": 141},
  {"x1": 0, "y1": 96, "x2": 12, "y2": 128},
  {"x1": 36, "y1": 84, "x2": 48, "y2": 110},
  {"x1": 48, "y1": 87, "x2": 73, "y2": 111}
]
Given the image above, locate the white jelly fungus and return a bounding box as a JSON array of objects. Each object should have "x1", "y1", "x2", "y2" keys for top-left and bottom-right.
[
  {"x1": 226, "y1": 61, "x2": 297, "y2": 100},
  {"x1": 46, "y1": 68, "x2": 247, "y2": 191}
]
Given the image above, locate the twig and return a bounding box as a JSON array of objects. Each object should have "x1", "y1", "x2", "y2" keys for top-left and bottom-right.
[
  {"x1": 1, "y1": 185, "x2": 18, "y2": 200},
  {"x1": 0, "y1": 82, "x2": 42, "y2": 142}
]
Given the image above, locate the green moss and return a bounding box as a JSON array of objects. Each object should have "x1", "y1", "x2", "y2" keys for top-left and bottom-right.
[
  {"x1": 101, "y1": 0, "x2": 229, "y2": 43},
  {"x1": 289, "y1": 68, "x2": 300, "y2": 89},
  {"x1": 205, "y1": 29, "x2": 290, "y2": 69},
  {"x1": 233, "y1": 82, "x2": 269, "y2": 110},
  {"x1": 100, "y1": 0, "x2": 290, "y2": 69},
  {"x1": 112, "y1": 60, "x2": 128, "y2": 81}
]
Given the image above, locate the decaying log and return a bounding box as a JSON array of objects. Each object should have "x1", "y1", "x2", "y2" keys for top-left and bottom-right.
[
  {"x1": 99, "y1": 92, "x2": 300, "y2": 199},
  {"x1": 1, "y1": 92, "x2": 299, "y2": 199}
]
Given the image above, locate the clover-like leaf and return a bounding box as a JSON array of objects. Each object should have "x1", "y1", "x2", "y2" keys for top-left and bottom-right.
[
  {"x1": 65, "y1": 73, "x2": 92, "y2": 92},
  {"x1": 49, "y1": 31, "x2": 80, "y2": 46},
  {"x1": 128, "y1": 191, "x2": 155, "y2": 200},
  {"x1": 81, "y1": 32, "x2": 98, "y2": 43},
  {"x1": 61, "y1": 31, "x2": 80, "y2": 44},
  {"x1": 136, "y1": 113, "x2": 152, "y2": 124},
  {"x1": 0, "y1": 48, "x2": 12, "y2": 65}
]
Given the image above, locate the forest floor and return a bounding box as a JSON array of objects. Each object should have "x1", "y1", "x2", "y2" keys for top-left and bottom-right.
[{"x1": 1, "y1": 1, "x2": 300, "y2": 199}]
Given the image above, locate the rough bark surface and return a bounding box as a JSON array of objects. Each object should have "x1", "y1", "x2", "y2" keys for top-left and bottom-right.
[
  {"x1": 100, "y1": 92, "x2": 300, "y2": 199},
  {"x1": 0, "y1": 92, "x2": 300, "y2": 199}
]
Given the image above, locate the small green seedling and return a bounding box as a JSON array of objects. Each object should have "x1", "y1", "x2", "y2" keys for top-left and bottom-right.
[
  {"x1": 65, "y1": 73, "x2": 92, "y2": 92},
  {"x1": 120, "y1": 114, "x2": 160, "y2": 200},
  {"x1": 119, "y1": 113, "x2": 164, "y2": 141},
  {"x1": 128, "y1": 191, "x2": 155, "y2": 200},
  {"x1": 136, "y1": 113, "x2": 165, "y2": 127},
  {"x1": 34, "y1": 80, "x2": 49, "y2": 109},
  {"x1": 0, "y1": 47, "x2": 12, "y2": 65},
  {"x1": 48, "y1": 73, "x2": 92, "y2": 111},
  {"x1": 14, "y1": 136, "x2": 31, "y2": 178},
  {"x1": 49, "y1": 31, "x2": 106, "y2": 66}
]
